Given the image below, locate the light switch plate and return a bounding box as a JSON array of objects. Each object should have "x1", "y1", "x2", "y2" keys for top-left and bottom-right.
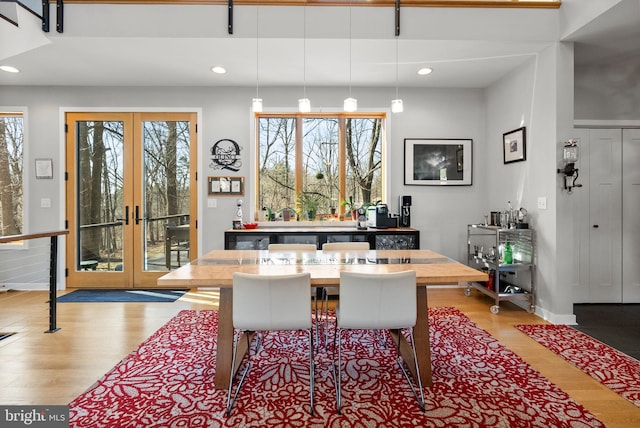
[
  {"x1": 208, "y1": 198, "x2": 217, "y2": 208},
  {"x1": 40, "y1": 198, "x2": 51, "y2": 208},
  {"x1": 537, "y1": 197, "x2": 547, "y2": 210}
]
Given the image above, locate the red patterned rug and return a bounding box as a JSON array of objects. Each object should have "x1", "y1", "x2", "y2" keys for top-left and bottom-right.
[
  {"x1": 69, "y1": 308, "x2": 604, "y2": 427},
  {"x1": 515, "y1": 323, "x2": 640, "y2": 407}
]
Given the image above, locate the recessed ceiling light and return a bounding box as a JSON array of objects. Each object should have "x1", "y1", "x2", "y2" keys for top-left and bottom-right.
[
  {"x1": 417, "y1": 67, "x2": 433, "y2": 76},
  {"x1": 0, "y1": 65, "x2": 20, "y2": 73},
  {"x1": 211, "y1": 66, "x2": 226, "y2": 74}
]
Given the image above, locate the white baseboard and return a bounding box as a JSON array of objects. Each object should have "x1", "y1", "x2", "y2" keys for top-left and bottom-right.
[
  {"x1": 1, "y1": 282, "x2": 56, "y2": 291},
  {"x1": 535, "y1": 306, "x2": 577, "y2": 325}
]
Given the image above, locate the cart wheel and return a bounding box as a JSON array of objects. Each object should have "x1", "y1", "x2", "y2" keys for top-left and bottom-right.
[
  {"x1": 490, "y1": 305, "x2": 500, "y2": 314},
  {"x1": 527, "y1": 305, "x2": 535, "y2": 314},
  {"x1": 464, "y1": 288, "x2": 471, "y2": 297}
]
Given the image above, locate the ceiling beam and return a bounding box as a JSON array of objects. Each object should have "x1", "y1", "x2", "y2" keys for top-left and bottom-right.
[{"x1": 61, "y1": 1, "x2": 560, "y2": 9}]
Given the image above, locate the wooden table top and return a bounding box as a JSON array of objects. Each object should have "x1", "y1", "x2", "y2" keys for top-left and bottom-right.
[{"x1": 158, "y1": 249, "x2": 488, "y2": 287}]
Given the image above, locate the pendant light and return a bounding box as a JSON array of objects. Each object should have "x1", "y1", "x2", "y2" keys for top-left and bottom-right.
[
  {"x1": 252, "y1": 6, "x2": 263, "y2": 113},
  {"x1": 391, "y1": 1, "x2": 403, "y2": 113},
  {"x1": 299, "y1": 6, "x2": 311, "y2": 113},
  {"x1": 343, "y1": 0, "x2": 357, "y2": 112},
  {"x1": 391, "y1": 35, "x2": 403, "y2": 113}
]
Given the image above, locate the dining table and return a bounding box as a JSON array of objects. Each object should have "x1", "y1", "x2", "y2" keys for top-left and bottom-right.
[{"x1": 157, "y1": 248, "x2": 488, "y2": 390}]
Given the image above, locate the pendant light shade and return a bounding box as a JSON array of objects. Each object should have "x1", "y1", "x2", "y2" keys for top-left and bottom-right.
[
  {"x1": 298, "y1": 98, "x2": 311, "y2": 113},
  {"x1": 344, "y1": 97, "x2": 358, "y2": 112},
  {"x1": 252, "y1": 98, "x2": 263, "y2": 113},
  {"x1": 391, "y1": 98, "x2": 403, "y2": 113}
]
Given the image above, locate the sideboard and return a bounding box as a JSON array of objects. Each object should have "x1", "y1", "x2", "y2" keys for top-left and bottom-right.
[{"x1": 224, "y1": 227, "x2": 420, "y2": 250}]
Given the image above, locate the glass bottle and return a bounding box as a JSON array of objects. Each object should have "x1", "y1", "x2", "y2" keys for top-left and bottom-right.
[{"x1": 503, "y1": 241, "x2": 513, "y2": 264}]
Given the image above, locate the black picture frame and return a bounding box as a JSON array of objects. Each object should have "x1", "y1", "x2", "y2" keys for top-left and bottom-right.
[
  {"x1": 503, "y1": 127, "x2": 526, "y2": 164},
  {"x1": 208, "y1": 176, "x2": 244, "y2": 195},
  {"x1": 404, "y1": 138, "x2": 473, "y2": 186}
]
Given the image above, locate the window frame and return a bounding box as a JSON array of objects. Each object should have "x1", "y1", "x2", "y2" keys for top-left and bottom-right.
[
  {"x1": 0, "y1": 107, "x2": 27, "y2": 249},
  {"x1": 254, "y1": 111, "x2": 386, "y2": 221}
]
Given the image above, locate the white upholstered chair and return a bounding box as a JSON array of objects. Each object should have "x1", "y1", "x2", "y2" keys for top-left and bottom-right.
[
  {"x1": 332, "y1": 270, "x2": 425, "y2": 413},
  {"x1": 320, "y1": 242, "x2": 370, "y2": 346},
  {"x1": 267, "y1": 243, "x2": 319, "y2": 343},
  {"x1": 226, "y1": 272, "x2": 315, "y2": 416}
]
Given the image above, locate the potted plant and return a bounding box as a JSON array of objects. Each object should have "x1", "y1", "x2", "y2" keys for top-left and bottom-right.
[
  {"x1": 297, "y1": 192, "x2": 322, "y2": 221},
  {"x1": 341, "y1": 196, "x2": 358, "y2": 221}
]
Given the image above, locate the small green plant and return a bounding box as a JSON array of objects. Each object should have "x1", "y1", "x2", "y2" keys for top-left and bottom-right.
[
  {"x1": 341, "y1": 196, "x2": 357, "y2": 212},
  {"x1": 297, "y1": 192, "x2": 324, "y2": 220},
  {"x1": 341, "y1": 196, "x2": 358, "y2": 220}
]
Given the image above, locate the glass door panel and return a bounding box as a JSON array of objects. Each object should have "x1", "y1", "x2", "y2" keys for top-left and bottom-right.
[
  {"x1": 77, "y1": 120, "x2": 126, "y2": 271},
  {"x1": 66, "y1": 113, "x2": 133, "y2": 288},
  {"x1": 140, "y1": 119, "x2": 192, "y2": 272}
]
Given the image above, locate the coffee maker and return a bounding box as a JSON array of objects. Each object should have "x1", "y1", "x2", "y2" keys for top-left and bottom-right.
[{"x1": 399, "y1": 195, "x2": 411, "y2": 228}]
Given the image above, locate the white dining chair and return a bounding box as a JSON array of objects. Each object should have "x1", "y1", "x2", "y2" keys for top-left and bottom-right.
[
  {"x1": 320, "y1": 241, "x2": 370, "y2": 347},
  {"x1": 267, "y1": 243, "x2": 320, "y2": 343},
  {"x1": 226, "y1": 272, "x2": 315, "y2": 416},
  {"x1": 332, "y1": 270, "x2": 425, "y2": 414}
]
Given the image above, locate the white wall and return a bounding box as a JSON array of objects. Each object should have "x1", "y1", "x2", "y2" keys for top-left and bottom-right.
[
  {"x1": 575, "y1": 57, "x2": 640, "y2": 120},
  {"x1": 485, "y1": 42, "x2": 576, "y2": 323}
]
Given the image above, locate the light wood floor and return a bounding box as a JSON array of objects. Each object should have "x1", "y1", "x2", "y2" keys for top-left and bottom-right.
[{"x1": 1, "y1": 287, "x2": 639, "y2": 427}]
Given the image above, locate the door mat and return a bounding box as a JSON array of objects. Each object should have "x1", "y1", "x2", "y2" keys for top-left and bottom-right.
[{"x1": 57, "y1": 289, "x2": 188, "y2": 303}]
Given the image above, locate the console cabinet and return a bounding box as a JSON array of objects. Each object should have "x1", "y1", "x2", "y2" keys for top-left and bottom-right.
[{"x1": 224, "y1": 227, "x2": 419, "y2": 250}]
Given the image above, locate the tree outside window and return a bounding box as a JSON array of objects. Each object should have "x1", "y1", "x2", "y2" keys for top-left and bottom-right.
[
  {"x1": 0, "y1": 113, "x2": 23, "y2": 236},
  {"x1": 257, "y1": 113, "x2": 383, "y2": 221}
]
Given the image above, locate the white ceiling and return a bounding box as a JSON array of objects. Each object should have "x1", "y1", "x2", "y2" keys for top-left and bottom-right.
[
  {"x1": 0, "y1": 1, "x2": 639, "y2": 88},
  {"x1": 566, "y1": 0, "x2": 640, "y2": 66}
]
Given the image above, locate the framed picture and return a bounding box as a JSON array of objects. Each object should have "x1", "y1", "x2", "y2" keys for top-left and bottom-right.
[
  {"x1": 404, "y1": 138, "x2": 473, "y2": 186},
  {"x1": 35, "y1": 158, "x2": 53, "y2": 179},
  {"x1": 208, "y1": 176, "x2": 244, "y2": 196},
  {"x1": 503, "y1": 127, "x2": 526, "y2": 164}
]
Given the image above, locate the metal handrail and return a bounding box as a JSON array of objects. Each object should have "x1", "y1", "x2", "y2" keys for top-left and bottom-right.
[{"x1": 0, "y1": 230, "x2": 68, "y2": 333}]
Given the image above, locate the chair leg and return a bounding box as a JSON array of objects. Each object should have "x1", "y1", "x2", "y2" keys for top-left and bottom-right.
[
  {"x1": 394, "y1": 327, "x2": 425, "y2": 412},
  {"x1": 331, "y1": 328, "x2": 343, "y2": 414},
  {"x1": 226, "y1": 331, "x2": 254, "y2": 416},
  {"x1": 322, "y1": 288, "x2": 330, "y2": 349},
  {"x1": 308, "y1": 329, "x2": 315, "y2": 416},
  {"x1": 320, "y1": 288, "x2": 329, "y2": 349}
]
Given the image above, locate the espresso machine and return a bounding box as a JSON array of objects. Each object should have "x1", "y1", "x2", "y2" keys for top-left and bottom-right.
[{"x1": 399, "y1": 195, "x2": 411, "y2": 228}]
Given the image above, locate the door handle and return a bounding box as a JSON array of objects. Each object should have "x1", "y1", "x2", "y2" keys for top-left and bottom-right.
[
  {"x1": 593, "y1": 224, "x2": 599, "y2": 228},
  {"x1": 135, "y1": 205, "x2": 147, "y2": 225},
  {"x1": 117, "y1": 206, "x2": 129, "y2": 225}
]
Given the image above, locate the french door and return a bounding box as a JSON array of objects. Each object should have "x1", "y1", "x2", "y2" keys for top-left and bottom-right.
[{"x1": 65, "y1": 112, "x2": 197, "y2": 288}]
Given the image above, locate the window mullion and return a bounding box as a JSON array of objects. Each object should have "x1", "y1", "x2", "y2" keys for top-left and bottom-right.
[
  {"x1": 295, "y1": 115, "x2": 304, "y2": 215},
  {"x1": 338, "y1": 116, "x2": 347, "y2": 218}
]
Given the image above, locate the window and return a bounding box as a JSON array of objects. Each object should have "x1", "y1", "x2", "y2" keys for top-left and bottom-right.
[
  {"x1": 257, "y1": 113, "x2": 384, "y2": 221},
  {"x1": 0, "y1": 111, "x2": 24, "y2": 237}
]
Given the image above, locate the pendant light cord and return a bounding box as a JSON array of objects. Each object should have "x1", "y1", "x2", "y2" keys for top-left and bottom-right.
[
  {"x1": 395, "y1": 35, "x2": 399, "y2": 99},
  {"x1": 303, "y1": 6, "x2": 307, "y2": 99},
  {"x1": 348, "y1": 0, "x2": 352, "y2": 98},
  {"x1": 255, "y1": 6, "x2": 259, "y2": 99}
]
